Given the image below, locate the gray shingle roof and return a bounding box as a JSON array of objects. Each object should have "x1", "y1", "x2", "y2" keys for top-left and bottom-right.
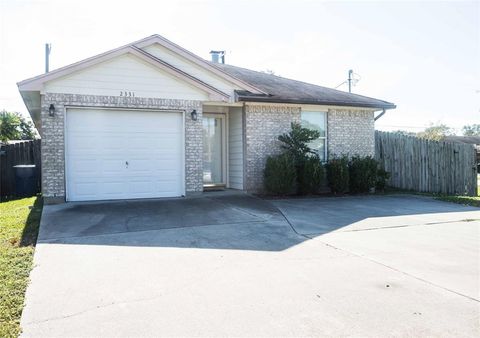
[
  {"x1": 444, "y1": 136, "x2": 480, "y2": 145},
  {"x1": 214, "y1": 63, "x2": 396, "y2": 109}
]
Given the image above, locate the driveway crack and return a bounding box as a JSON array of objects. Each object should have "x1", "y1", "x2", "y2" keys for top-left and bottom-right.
[
  {"x1": 315, "y1": 239, "x2": 480, "y2": 303},
  {"x1": 24, "y1": 294, "x2": 163, "y2": 326},
  {"x1": 267, "y1": 199, "x2": 479, "y2": 303},
  {"x1": 298, "y1": 218, "x2": 480, "y2": 236}
]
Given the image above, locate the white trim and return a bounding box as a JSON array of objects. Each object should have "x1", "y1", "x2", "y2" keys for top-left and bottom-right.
[
  {"x1": 63, "y1": 107, "x2": 68, "y2": 200},
  {"x1": 181, "y1": 110, "x2": 186, "y2": 197},
  {"x1": 245, "y1": 101, "x2": 380, "y2": 112},
  {"x1": 241, "y1": 103, "x2": 247, "y2": 191},
  {"x1": 203, "y1": 101, "x2": 244, "y2": 107},
  {"x1": 64, "y1": 106, "x2": 186, "y2": 201},
  {"x1": 300, "y1": 109, "x2": 328, "y2": 162},
  {"x1": 225, "y1": 112, "x2": 230, "y2": 188}
]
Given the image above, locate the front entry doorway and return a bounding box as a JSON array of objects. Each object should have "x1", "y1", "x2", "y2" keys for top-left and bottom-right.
[{"x1": 203, "y1": 114, "x2": 226, "y2": 188}]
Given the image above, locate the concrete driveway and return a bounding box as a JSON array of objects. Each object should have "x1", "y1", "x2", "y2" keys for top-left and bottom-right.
[{"x1": 21, "y1": 192, "x2": 480, "y2": 337}]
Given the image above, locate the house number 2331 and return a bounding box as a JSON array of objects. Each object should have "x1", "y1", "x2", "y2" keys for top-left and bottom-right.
[{"x1": 120, "y1": 91, "x2": 135, "y2": 97}]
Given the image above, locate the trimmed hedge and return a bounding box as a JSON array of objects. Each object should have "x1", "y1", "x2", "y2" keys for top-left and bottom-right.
[
  {"x1": 264, "y1": 124, "x2": 390, "y2": 196},
  {"x1": 298, "y1": 156, "x2": 325, "y2": 194},
  {"x1": 264, "y1": 153, "x2": 296, "y2": 195},
  {"x1": 349, "y1": 156, "x2": 378, "y2": 193},
  {"x1": 326, "y1": 156, "x2": 350, "y2": 194},
  {"x1": 376, "y1": 168, "x2": 390, "y2": 191}
]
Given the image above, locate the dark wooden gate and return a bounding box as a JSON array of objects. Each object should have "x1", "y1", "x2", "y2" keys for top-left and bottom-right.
[{"x1": 0, "y1": 140, "x2": 41, "y2": 200}]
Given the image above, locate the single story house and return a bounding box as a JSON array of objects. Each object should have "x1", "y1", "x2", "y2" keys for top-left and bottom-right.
[{"x1": 18, "y1": 34, "x2": 395, "y2": 203}]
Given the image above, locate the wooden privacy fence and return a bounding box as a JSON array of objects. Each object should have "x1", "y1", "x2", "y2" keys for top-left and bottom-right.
[
  {"x1": 375, "y1": 131, "x2": 477, "y2": 196},
  {"x1": 0, "y1": 140, "x2": 41, "y2": 200}
]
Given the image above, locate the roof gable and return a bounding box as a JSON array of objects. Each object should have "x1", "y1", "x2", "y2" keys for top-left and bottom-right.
[
  {"x1": 18, "y1": 44, "x2": 229, "y2": 101},
  {"x1": 43, "y1": 52, "x2": 212, "y2": 101},
  {"x1": 134, "y1": 35, "x2": 266, "y2": 95}
]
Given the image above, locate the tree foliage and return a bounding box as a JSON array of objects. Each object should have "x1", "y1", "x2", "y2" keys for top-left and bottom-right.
[
  {"x1": 264, "y1": 123, "x2": 325, "y2": 195},
  {"x1": 392, "y1": 130, "x2": 416, "y2": 137},
  {"x1": 417, "y1": 123, "x2": 454, "y2": 141},
  {"x1": 462, "y1": 124, "x2": 480, "y2": 136},
  {"x1": 0, "y1": 111, "x2": 36, "y2": 142},
  {"x1": 278, "y1": 122, "x2": 321, "y2": 163}
]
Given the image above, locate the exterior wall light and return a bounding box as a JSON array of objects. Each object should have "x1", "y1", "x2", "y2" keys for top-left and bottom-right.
[
  {"x1": 191, "y1": 109, "x2": 198, "y2": 121},
  {"x1": 48, "y1": 104, "x2": 55, "y2": 117}
]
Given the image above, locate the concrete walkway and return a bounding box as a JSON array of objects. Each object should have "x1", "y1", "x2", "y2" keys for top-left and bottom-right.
[{"x1": 21, "y1": 193, "x2": 480, "y2": 337}]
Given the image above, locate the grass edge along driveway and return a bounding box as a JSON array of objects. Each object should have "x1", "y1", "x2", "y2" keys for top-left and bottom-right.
[{"x1": 0, "y1": 197, "x2": 42, "y2": 338}]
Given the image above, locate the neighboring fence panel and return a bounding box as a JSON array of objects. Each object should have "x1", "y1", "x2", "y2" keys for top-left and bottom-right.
[
  {"x1": 375, "y1": 131, "x2": 477, "y2": 196},
  {"x1": 0, "y1": 140, "x2": 41, "y2": 200}
]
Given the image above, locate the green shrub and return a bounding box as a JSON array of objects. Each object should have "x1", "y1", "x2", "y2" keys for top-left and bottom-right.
[
  {"x1": 349, "y1": 156, "x2": 378, "y2": 193},
  {"x1": 264, "y1": 153, "x2": 296, "y2": 195},
  {"x1": 275, "y1": 122, "x2": 323, "y2": 195},
  {"x1": 278, "y1": 122, "x2": 321, "y2": 163},
  {"x1": 376, "y1": 167, "x2": 390, "y2": 191},
  {"x1": 298, "y1": 156, "x2": 325, "y2": 194},
  {"x1": 326, "y1": 156, "x2": 349, "y2": 194}
]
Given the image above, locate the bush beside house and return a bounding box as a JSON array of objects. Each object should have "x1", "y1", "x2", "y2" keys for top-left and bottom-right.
[
  {"x1": 264, "y1": 154, "x2": 297, "y2": 195},
  {"x1": 264, "y1": 123, "x2": 389, "y2": 196},
  {"x1": 348, "y1": 156, "x2": 378, "y2": 193},
  {"x1": 300, "y1": 156, "x2": 325, "y2": 194},
  {"x1": 326, "y1": 156, "x2": 350, "y2": 194}
]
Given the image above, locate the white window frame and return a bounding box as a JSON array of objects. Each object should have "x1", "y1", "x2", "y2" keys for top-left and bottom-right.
[{"x1": 300, "y1": 110, "x2": 328, "y2": 162}]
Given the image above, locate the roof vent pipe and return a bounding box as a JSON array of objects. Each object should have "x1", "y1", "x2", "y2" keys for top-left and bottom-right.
[
  {"x1": 45, "y1": 43, "x2": 51, "y2": 73},
  {"x1": 210, "y1": 50, "x2": 225, "y2": 64}
]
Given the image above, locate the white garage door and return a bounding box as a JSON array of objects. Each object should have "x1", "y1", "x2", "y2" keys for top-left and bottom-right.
[{"x1": 66, "y1": 108, "x2": 184, "y2": 201}]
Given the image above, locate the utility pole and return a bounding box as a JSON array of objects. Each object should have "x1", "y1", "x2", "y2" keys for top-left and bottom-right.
[
  {"x1": 348, "y1": 69, "x2": 353, "y2": 93},
  {"x1": 45, "y1": 43, "x2": 51, "y2": 73}
]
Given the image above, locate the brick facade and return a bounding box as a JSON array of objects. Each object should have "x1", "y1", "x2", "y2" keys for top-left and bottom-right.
[
  {"x1": 243, "y1": 104, "x2": 375, "y2": 193},
  {"x1": 244, "y1": 104, "x2": 301, "y2": 192},
  {"x1": 40, "y1": 93, "x2": 375, "y2": 200},
  {"x1": 327, "y1": 109, "x2": 375, "y2": 158},
  {"x1": 40, "y1": 93, "x2": 203, "y2": 202}
]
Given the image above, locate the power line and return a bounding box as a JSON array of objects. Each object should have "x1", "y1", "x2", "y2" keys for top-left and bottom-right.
[{"x1": 335, "y1": 81, "x2": 347, "y2": 89}]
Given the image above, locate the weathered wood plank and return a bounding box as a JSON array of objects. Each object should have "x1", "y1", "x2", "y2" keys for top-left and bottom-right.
[{"x1": 375, "y1": 131, "x2": 477, "y2": 196}]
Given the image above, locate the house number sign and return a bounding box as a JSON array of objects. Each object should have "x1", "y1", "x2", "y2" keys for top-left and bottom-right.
[{"x1": 120, "y1": 91, "x2": 135, "y2": 97}]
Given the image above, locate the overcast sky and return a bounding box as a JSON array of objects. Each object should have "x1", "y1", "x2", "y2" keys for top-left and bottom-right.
[{"x1": 1, "y1": 0, "x2": 478, "y2": 133}]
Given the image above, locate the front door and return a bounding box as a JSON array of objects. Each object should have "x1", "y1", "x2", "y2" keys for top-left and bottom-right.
[{"x1": 203, "y1": 114, "x2": 225, "y2": 187}]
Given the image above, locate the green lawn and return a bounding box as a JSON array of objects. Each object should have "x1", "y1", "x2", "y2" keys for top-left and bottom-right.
[
  {"x1": 384, "y1": 178, "x2": 480, "y2": 208},
  {"x1": 433, "y1": 195, "x2": 480, "y2": 208},
  {"x1": 0, "y1": 197, "x2": 42, "y2": 338},
  {"x1": 433, "y1": 188, "x2": 480, "y2": 208},
  {"x1": 433, "y1": 175, "x2": 480, "y2": 207}
]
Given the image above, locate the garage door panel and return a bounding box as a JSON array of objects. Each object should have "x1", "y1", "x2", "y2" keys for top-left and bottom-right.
[
  {"x1": 128, "y1": 136, "x2": 181, "y2": 150},
  {"x1": 70, "y1": 159, "x2": 99, "y2": 174},
  {"x1": 72, "y1": 182, "x2": 99, "y2": 199},
  {"x1": 98, "y1": 181, "x2": 125, "y2": 193},
  {"x1": 66, "y1": 108, "x2": 184, "y2": 201}
]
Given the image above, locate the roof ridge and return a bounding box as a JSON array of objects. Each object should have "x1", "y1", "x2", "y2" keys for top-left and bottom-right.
[{"x1": 131, "y1": 46, "x2": 229, "y2": 98}]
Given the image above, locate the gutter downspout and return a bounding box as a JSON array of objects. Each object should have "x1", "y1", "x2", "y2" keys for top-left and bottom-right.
[{"x1": 374, "y1": 109, "x2": 386, "y2": 121}]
